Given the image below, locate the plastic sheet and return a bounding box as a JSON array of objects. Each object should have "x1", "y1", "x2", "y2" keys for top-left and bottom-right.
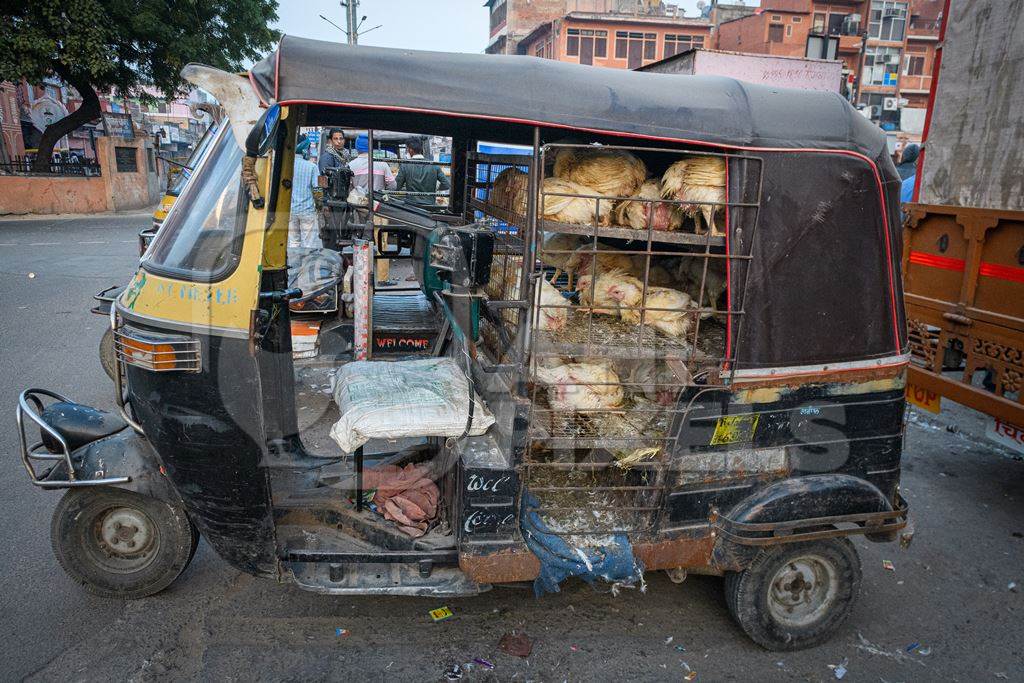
[{"x1": 329, "y1": 358, "x2": 495, "y2": 453}]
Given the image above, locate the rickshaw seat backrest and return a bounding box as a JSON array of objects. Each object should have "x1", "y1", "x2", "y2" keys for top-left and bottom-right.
[{"x1": 40, "y1": 402, "x2": 127, "y2": 453}]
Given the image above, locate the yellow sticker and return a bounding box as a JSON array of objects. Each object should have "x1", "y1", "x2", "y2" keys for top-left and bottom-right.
[
  {"x1": 710, "y1": 414, "x2": 760, "y2": 445},
  {"x1": 429, "y1": 606, "x2": 454, "y2": 622}
]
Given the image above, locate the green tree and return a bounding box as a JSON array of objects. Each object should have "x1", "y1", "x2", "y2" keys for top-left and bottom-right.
[{"x1": 0, "y1": 0, "x2": 279, "y2": 172}]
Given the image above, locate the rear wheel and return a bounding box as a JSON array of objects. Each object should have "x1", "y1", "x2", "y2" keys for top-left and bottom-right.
[
  {"x1": 99, "y1": 327, "x2": 117, "y2": 381},
  {"x1": 51, "y1": 487, "x2": 197, "y2": 599},
  {"x1": 724, "y1": 538, "x2": 861, "y2": 651}
]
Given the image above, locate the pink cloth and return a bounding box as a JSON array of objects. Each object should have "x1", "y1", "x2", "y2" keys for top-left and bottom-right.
[{"x1": 361, "y1": 463, "x2": 440, "y2": 537}]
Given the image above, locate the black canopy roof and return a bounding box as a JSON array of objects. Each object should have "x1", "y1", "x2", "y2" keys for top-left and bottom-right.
[{"x1": 250, "y1": 36, "x2": 886, "y2": 158}]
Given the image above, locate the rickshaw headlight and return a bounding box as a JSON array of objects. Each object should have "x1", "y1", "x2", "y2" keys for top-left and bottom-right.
[{"x1": 114, "y1": 327, "x2": 201, "y2": 373}]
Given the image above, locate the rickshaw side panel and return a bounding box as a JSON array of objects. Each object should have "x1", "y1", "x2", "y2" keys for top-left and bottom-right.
[
  {"x1": 124, "y1": 324, "x2": 278, "y2": 577},
  {"x1": 730, "y1": 151, "x2": 905, "y2": 370}
]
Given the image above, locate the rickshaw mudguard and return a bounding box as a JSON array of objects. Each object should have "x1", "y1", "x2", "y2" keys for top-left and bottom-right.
[
  {"x1": 43, "y1": 428, "x2": 182, "y2": 505},
  {"x1": 711, "y1": 473, "x2": 903, "y2": 571}
]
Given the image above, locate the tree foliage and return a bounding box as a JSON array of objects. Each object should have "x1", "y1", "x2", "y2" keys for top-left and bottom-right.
[{"x1": 0, "y1": 0, "x2": 279, "y2": 169}]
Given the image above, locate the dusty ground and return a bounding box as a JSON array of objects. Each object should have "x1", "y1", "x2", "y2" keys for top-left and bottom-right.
[{"x1": 1, "y1": 213, "x2": 1021, "y2": 681}]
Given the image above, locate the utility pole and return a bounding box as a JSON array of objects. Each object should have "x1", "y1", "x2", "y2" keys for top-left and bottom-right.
[{"x1": 344, "y1": 0, "x2": 359, "y2": 45}]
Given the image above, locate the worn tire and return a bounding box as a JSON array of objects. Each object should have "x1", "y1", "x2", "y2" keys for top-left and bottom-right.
[
  {"x1": 724, "y1": 538, "x2": 861, "y2": 651},
  {"x1": 51, "y1": 487, "x2": 197, "y2": 599},
  {"x1": 99, "y1": 327, "x2": 117, "y2": 382}
]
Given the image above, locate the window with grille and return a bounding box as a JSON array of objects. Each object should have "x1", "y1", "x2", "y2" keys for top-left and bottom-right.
[
  {"x1": 615, "y1": 31, "x2": 657, "y2": 69},
  {"x1": 868, "y1": 1, "x2": 908, "y2": 41},
  {"x1": 489, "y1": 0, "x2": 506, "y2": 32},
  {"x1": 664, "y1": 33, "x2": 705, "y2": 58},
  {"x1": 905, "y1": 55, "x2": 925, "y2": 76},
  {"x1": 768, "y1": 24, "x2": 785, "y2": 42},
  {"x1": 567, "y1": 28, "x2": 607, "y2": 65},
  {"x1": 115, "y1": 146, "x2": 138, "y2": 173},
  {"x1": 864, "y1": 45, "x2": 902, "y2": 85}
]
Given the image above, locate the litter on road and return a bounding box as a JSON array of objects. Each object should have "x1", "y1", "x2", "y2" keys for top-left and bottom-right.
[
  {"x1": 429, "y1": 606, "x2": 454, "y2": 622},
  {"x1": 498, "y1": 632, "x2": 533, "y2": 658}
]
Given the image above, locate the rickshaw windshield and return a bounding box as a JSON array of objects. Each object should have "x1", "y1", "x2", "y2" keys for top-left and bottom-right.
[
  {"x1": 143, "y1": 121, "x2": 247, "y2": 282},
  {"x1": 166, "y1": 122, "x2": 219, "y2": 196}
]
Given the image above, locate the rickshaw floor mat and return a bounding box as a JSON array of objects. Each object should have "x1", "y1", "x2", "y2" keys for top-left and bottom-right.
[{"x1": 372, "y1": 293, "x2": 439, "y2": 332}]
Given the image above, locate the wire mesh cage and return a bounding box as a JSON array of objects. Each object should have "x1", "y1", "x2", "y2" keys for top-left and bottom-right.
[{"x1": 464, "y1": 141, "x2": 763, "y2": 536}]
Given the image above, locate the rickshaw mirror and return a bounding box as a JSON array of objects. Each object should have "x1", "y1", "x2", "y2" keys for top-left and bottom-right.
[{"x1": 245, "y1": 104, "x2": 281, "y2": 157}]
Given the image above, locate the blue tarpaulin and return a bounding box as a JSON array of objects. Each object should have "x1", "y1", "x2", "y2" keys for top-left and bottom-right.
[{"x1": 520, "y1": 492, "x2": 645, "y2": 596}]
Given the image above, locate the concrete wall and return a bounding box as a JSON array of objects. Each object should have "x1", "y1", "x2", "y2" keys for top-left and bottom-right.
[{"x1": 0, "y1": 134, "x2": 164, "y2": 215}]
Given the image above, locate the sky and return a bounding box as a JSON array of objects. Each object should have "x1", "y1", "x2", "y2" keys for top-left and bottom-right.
[{"x1": 269, "y1": 0, "x2": 748, "y2": 55}]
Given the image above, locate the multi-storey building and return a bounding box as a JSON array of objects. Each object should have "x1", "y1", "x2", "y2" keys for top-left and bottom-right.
[
  {"x1": 714, "y1": 0, "x2": 941, "y2": 131},
  {"x1": 516, "y1": 10, "x2": 712, "y2": 69},
  {"x1": 485, "y1": 0, "x2": 698, "y2": 57}
]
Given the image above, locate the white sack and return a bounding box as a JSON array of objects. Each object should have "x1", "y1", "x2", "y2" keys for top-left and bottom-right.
[{"x1": 329, "y1": 358, "x2": 495, "y2": 453}]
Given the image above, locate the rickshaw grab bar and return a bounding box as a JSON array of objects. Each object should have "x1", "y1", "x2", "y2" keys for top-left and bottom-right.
[
  {"x1": 711, "y1": 495, "x2": 910, "y2": 546},
  {"x1": 16, "y1": 388, "x2": 131, "y2": 489}
]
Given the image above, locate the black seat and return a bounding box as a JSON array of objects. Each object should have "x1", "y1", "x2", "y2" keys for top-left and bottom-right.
[{"x1": 39, "y1": 402, "x2": 127, "y2": 452}]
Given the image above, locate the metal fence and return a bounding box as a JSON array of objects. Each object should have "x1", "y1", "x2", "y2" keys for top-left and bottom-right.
[{"x1": 0, "y1": 156, "x2": 102, "y2": 177}]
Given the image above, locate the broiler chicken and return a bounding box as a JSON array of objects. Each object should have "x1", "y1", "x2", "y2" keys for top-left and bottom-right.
[
  {"x1": 661, "y1": 156, "x2": 727, "y2": 236},
  {"x1": 565, "y1": 243, "x2": 639, "y2": 284},
  {"x1": 553, "y1": 147, "x2": 647, "y2": 199},
  {"x1": 533, "y1": 275, "x2": 569, "y2": 332},
  {"x1": 675, "y1": 255, "x2": 727, "y2": 317},
  {"x1": 490, "y1": 167, "x2": 529, "y2": 215},
  {"x1": 488, "y1": 256, "x2": 567, "y2": 332},
  {"x1": 599, "y1": 276, "x2": 699, "y2": 339},
  {"x1": 539, "y1": 231, "x2": 584, "y2": 287},
  {"x1": 615, "y1": 359, "x2": 693, "y2": 406},
  {"x1": 575, "y1": 268, "x2": 644, "y2": 316},
  {"x1": 541, "y1": 177, "x2": 612, "y2": 225},
  {"x1": 534, "y1": 362, "x2": 624, "y2": 412},
  {"x1": 613, "y1": 180, "x2": 683, "y2": 232}
]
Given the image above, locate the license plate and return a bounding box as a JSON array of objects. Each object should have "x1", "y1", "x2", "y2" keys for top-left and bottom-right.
[
  {"x1": 905, "y1": 383, "x2": 941, "y2": 413},
  {"x1": 986, "y1": 418, "x2": 1024, "y2": 455}
]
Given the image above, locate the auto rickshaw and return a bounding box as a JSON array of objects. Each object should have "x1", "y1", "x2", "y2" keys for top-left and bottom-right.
[{"x1": 15, "y1": 38, "x2": 911, "y2": 651}]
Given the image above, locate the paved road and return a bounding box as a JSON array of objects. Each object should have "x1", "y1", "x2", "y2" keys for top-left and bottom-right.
[{"x1": 1, "y1": 214, "x2": 1022, "y2": 681}]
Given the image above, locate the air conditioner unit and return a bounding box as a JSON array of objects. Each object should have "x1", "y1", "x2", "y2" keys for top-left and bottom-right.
[
  {"x1": 883, "y1": 97, "x2": 899, "y2": 111},
  {"x1": 868, "y1": 105, "x2": 882, "y2": 119}
]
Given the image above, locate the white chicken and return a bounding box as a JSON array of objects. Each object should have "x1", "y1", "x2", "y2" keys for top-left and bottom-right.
[
  {"x1": 487, "y1": 256, "x2": 567, "y2": 332},
  {"x1": 675, "y1": 256, "x2": 727, "y2": 317},
  {"x1": 660, "y1": 156, "x2": 727, "y2": 236},
  {"x1": 621, "y1": 286, "x2": 698, "y2": 339},
  {"x1": 613, "y1": 180, "x2": 684, "y2": 232},
  {"x1": 553, "y1": 147, "x2": 647, "y2": 199},
  {"x1": 575, "y1": 268, "x2": 644, "y2": 316},
  {"x1": 534, "y1": 362, "x2": 625, "y2": 412},
  {"x1": 615, "y1": 359, "x2": 694, "y2": 406},
  {"x1": 533, "y1": 275, "x2": 569, "y2": 332},
  {"x1": 565, "y1": 243, "x2": 638, "y2": 284},
  {"x1": 541, "y1": 177, "x2": 613, "y2": 225}
]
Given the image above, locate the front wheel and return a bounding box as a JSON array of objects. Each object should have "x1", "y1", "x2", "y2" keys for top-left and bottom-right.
[
  {"x1": 51, "y1": 487, "x2": 198, "y2": 599},
  {"x1": 724, "y1": 538, "x2": 862, "y2": 651},
  {"x1": 99, "y1": 327, "x2": 117, "y2": 382}
]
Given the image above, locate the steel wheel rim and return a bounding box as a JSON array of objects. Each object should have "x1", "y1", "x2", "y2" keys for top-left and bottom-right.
[
  {"x1": 767, "y1": 553, "x2": 839, "y2": 628},
  {"x1": 86, "y1": 505, "x2": 160, "y2": 573}
]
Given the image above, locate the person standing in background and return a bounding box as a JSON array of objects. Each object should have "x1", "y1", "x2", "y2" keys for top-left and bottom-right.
[
  {"x1": 348, "y1": 134, "x2": 398, "y2": 286},
  {"x1": 289, "y1": 137, "x2": 322, "y2": 248},
  {"x1": 395, "y1": 139, "x2": 450, "y2": 210},
  {"x1": 348, "y1": 134, "x2": 397, "y2": 193},
  {"x1": 318, "y1": 128, "x2": 349, "y2": 174}
]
